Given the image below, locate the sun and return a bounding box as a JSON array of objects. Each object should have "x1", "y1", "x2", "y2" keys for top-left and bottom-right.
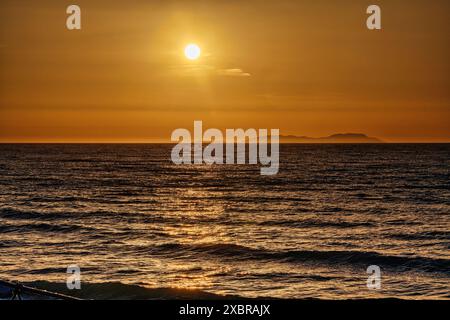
[{"x1": 184, "y1": 43, "x2": 201, "y2": 60}]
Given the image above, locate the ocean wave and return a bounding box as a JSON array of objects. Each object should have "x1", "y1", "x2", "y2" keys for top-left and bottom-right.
[
  {"x1": 0, "y1": 207, "x2": 171, "y2": 223},
  {"x1": 23, "y1": 281, "x2": 238, "y2": 300},
  {"x1": 0, "y1": 207, "x2": 374, "y2": 231},
  {"x1": 258, "y1": 219, "x2": 374, "y2": 229},
  {"x1": 0, "y1": 222, "x2": 96, "y2": 234},
  {"x1": 389, "y1": 231, "x2": 450, "y2": 241},
  {"x1": 0, "y1": 240, "x2": 23, "y2": 248},
  {"x1": 0, "y1": 208, "x2": 44, "y2": 220},
  {"x1": 146, "y1": 243, "x2": 450, "y2": 274}
]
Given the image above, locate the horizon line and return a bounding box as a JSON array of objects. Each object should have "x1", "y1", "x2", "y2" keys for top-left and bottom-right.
[{"x1": 1, "y1": 141, "x2": 450, "y2": 144}]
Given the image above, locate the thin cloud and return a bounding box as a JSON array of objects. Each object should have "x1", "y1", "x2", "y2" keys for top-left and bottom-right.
[{"x1": 217, "y1": 68, "x2": 251, "y2": 77}]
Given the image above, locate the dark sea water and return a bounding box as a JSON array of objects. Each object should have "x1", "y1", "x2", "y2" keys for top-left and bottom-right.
[{"x1": 0, "y1": 144, "x2": 449, "y2": 299}]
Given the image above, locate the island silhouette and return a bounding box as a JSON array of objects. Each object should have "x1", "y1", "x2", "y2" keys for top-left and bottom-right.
[{"x1": 279, "y1": 133, "x2": 383, "y2": 143}]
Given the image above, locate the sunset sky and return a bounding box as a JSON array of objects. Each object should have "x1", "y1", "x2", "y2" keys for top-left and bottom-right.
[{"x1": 0, "y1": 0, "x2": 449, "y2": 142}]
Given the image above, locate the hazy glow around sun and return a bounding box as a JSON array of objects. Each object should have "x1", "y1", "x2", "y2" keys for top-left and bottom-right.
[{"x1": 184, "y1": 44, "x2": 201, "y2": 60}]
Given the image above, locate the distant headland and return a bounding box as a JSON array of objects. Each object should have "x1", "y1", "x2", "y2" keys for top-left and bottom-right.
[{"x1": 279, "y1": 133, "x2": 383, "y2": 143}]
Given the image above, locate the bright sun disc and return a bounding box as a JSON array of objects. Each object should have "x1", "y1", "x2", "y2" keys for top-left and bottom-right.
[{"x1": 184, "y1": 44, "x2": 201, "y2": 60}]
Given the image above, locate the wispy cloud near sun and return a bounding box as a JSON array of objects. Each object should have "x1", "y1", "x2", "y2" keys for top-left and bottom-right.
[{"x1": 216, "y1": 68, "x2": 251, "y2": 77}]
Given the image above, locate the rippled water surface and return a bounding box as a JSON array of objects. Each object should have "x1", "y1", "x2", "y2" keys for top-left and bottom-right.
[{"x1": 0, "y1": 144, "x2": 449, "y2": 299}]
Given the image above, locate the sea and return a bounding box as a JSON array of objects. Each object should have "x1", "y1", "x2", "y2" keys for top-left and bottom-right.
[{"x1": 0, "y1": 144, "x2": 449, "y2": 299}]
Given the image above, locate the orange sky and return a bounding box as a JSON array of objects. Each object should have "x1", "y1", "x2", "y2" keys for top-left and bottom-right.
[{"x1": 0, "y1": 0, "x2": 449, "y2": 142}]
